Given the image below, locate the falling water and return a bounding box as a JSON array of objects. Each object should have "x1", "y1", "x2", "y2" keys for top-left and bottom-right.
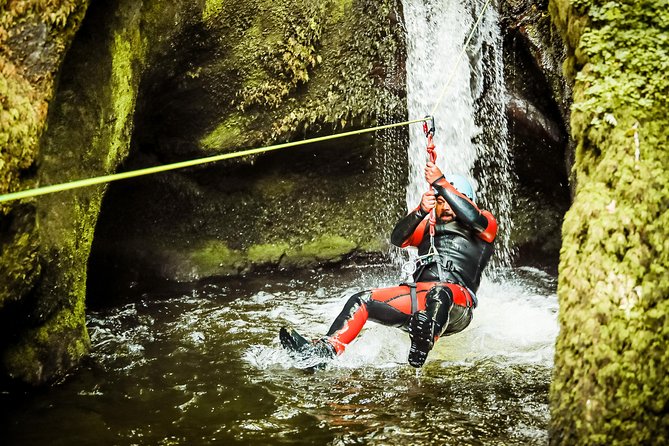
[{"x1": 402, "y1": 0, "x2": 515, "y2": 268}]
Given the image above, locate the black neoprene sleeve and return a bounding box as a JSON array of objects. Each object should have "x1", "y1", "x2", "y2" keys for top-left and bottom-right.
[{"x1": 390, "y1": 209, "x2": 425, "y2": 247}]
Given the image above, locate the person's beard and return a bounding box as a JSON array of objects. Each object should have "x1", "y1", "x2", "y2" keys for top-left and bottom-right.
[{"x1": 438, "y1": 210, "x2": 455, "y2": 222}]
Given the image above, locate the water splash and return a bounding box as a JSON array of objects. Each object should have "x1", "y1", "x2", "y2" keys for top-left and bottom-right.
[{"x1": 401, "y1": 0, "x2": 515, "y2": 268}]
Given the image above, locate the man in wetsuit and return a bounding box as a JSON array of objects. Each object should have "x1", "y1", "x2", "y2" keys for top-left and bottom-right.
[{"x1": 280, "y1": 161, "x2": 498, "y2": 367}]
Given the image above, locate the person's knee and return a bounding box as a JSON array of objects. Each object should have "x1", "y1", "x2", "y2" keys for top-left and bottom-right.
[
  {"x1": 426, "y1": 285, "x2": 453, "y2": 307},
  {"x1": 425, "y1": 285, "x2": 454, "y2": 334},
  {"x1": 442, "y1": 306, "x2": 473, "y2": 335},
  {"x1": 340, "y1": 290, "x2": 371, "y2": 312}
]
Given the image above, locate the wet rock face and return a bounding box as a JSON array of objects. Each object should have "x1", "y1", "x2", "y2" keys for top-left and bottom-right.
[
  {"x1": 0, "y1": 0, "x2": 408, "y2": 383},
  {"x1": 500, "y1": 0, "x2": 571, "y2": 268},
  {"x1": 0, "y1": 0, "x2": 91, "y2": 386},
  {"x1": 548, "y1": 0, "x2": 669, "y2": 443},
  {"x1": 86, "y1": 0, "x2": 409, "y2": 301}
]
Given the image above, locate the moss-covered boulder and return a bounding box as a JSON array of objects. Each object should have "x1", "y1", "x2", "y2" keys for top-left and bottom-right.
[{"x1": 549, "y1": 1, "x2": 669, "y2": 443}]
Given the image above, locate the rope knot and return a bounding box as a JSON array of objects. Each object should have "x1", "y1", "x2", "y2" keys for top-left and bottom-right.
[{"x1": 426, "y1": 134, "x2": 437, "y2": 163}]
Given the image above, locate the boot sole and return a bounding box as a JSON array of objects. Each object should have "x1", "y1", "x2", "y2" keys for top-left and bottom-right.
[{"x1": 408, "y1": 311, "x2": 433, "y2": 368}]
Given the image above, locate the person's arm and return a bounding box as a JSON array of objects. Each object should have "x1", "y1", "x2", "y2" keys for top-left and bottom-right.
[
  {"x1": 390, "y1": 192, "x2": 433, "y2": 247},
  {"x1": 425, "y1": 162, "x2": 498, "y2": 243}
]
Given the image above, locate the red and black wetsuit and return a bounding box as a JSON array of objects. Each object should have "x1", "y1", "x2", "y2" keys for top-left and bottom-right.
[{"x1": 321, "y1": 176, "x2": 498, "y2": 355}]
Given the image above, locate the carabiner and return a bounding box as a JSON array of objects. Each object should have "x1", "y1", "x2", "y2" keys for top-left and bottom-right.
[{"x1": 422, "y1": 115, "x2": 435, "y2": 137}]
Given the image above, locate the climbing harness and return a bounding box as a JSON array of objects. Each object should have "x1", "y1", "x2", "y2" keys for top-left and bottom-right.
[{"x1": 398, "y1": 0, "x2": 495, "y2": 283}]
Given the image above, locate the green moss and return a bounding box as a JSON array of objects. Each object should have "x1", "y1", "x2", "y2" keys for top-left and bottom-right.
[
  {"x1": 357, "y1": 234, "x2": 386, "y2": 254},
  {"x1": 0, "y1": 0, "x2": 89, "y2": 212},
  {"x1": 202, "y1": 0, "x2": 226, "y2": 22},
  {"x1": 284, "y1": 234, "x2": 357, "y2": 267},
  {"x1": 330, "y1": 0, "x2": 353, "y2": 23},
  {"x1": 247, "y1": 242, "x2": 289, "y2": 264},
  {"x1": 189, "y1": 240, "x2": 244, "y2": 275},
  {"x1": 0, "y1": 232, "x2": 39, "y2": 307},
  {"x1": 0, "y1": 0, "x2": 154, "y2": 384},
  {"x1": 549, "y1": 0, "x2": 669, "y2": 443},
  {"x1": 232, "y1": 1, "x2": 327, "y2": 113},
  {"x1": 184, "y1": 235, "x2": 359, "y2": 276},
  {"x1": 0, "y1": 68, "x2": 39, "y2": 206},
  {"x1": 3, "y1": 292, "x2": 90, "y2": 385},
  {"x1": 0, "y1": 0, "x2": 92, "y2": 385},
  {"x1": 105, "y1": 30, "x2": 143, "y2": 169},
  {"x1": 195, "y1": 0, "x2": 404, "y2": 146},
  {"x1": 200, "y1": 113, "x2": 247, "y2": 152}
]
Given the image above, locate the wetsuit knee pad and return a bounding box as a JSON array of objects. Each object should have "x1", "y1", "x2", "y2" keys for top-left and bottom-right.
[
  {"x1": 425, "y1": 285, "x2": 454, "y2": 308},
  {"x1": 441, "y1": 305, "x2": 473, "y2": 336},
  {"x1": 424, "y1": 286, "x2": 454, "y2": 332}
]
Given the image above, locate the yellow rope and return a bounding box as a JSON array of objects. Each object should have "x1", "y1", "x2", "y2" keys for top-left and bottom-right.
[
  {"x1": 0, "y1": 0, "x2": 493, "y2": 205},
  {"x1": 0, "y1": 118, "x2": 427, "y2": 204}
]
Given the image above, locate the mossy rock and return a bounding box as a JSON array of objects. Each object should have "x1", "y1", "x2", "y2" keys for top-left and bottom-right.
[
  {"x1": 1, "y1": 0, "x2": 407, "y2": 385},
  {"x1": 548, "y1": 1, "x2": 669, "y2": 443},
  {"x1": 283, "y1": 235, "x2": 358, "y2": 267},
  {"x1": 247, "y1": 243, "x2": 290, "y2": 264},
  {"x1": 3, "y1": 298, "x2": 90, "y2": 385}
]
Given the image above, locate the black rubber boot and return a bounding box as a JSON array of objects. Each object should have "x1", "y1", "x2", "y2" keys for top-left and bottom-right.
[
  {"x1": 279, "y1": 327, "x2": 310, "y2": 352},
  {"x1": 407, "y1": 311, "x2": 435, "y2": 368},
  {"x1": 279, "y1": 327, "x2": 335, "y2": 368}
]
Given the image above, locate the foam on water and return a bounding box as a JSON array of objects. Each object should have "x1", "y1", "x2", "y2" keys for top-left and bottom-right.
[
  {"x1": 242, "y1": 267, "x2": 557, "y2": 371},
  {"x1": 53, "y1": 266, "x2": 557, "y2": 445}
]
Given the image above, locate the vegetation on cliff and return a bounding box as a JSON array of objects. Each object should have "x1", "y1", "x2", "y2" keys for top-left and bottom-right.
[
  {"x1": 549, "y1": 0, "x2": 668, "y2": 443},
  {"x1": 88, "y1": 0, "x2": 407, "y2": 289},
  {"x1": 0, "y1": 0, "x2": 90, "y2": 383}
]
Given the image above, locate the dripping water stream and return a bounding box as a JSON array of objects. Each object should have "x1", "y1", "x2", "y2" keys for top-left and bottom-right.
[{"x1": 402, "y1": 0, "x2": 514, "y2": 268}]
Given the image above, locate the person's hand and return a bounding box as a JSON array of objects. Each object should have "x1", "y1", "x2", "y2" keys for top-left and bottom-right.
[
  {"x1": 420, "y1": 190, "x2": 437, "y2": 214},
  {"x1": 424, "y1": 161, "x2": 443, "y2": 184}
]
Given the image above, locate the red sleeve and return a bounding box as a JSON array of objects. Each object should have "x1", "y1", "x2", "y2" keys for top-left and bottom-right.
[
  {"x1": 401, "y1": 218, "x2": 429, "y2": 248},
  {"x1": 477, "y1": 210, "x2": 497, "y2": 243}
]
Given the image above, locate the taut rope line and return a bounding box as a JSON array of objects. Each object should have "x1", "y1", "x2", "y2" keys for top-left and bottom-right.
[
  {"x1": 0, "y1": 0, "x2": 493, "y2": 205},
  {"x1": 0, "y1": 119, "x2": 427, "y2": 204}
]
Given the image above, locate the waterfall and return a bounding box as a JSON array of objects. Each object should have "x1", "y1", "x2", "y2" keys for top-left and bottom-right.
[{"x1": 401, "y1": 0, "x2": 514, "y2": 269}]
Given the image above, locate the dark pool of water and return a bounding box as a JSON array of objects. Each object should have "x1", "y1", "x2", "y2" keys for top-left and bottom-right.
[{"x1": 1, "y1": 264, "x2": 557, "y2": 445}]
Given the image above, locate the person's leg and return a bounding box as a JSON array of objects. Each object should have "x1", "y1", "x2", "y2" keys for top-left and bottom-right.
[
  {"x1": 407, "y1": 283, "x2": 474, "y2": 367},
  {"x1": 322, "y1": 285, "x2": 430, "y2": 354},
  {"x1": 430, "y1": 283, "x2": 474, "y2": 336},
  {"x1": 282, "y1": 285, "x2": 426, "y2": 361}
]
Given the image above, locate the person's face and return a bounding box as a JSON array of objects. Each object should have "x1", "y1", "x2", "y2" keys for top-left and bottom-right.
[{"x1": 435, "y1": 196, "x2": 456, "y2": 222}]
